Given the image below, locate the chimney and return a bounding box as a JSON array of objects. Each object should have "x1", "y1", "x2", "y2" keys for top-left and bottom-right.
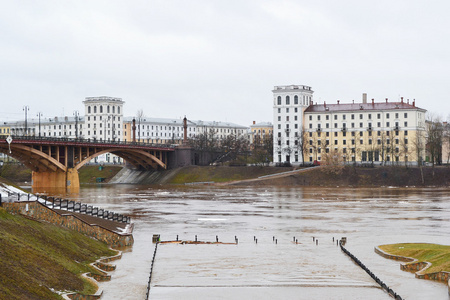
[
  {"x1": 352, "y1": 100, "x2": 354, "y2": 104},
  {"x1": 253, "y1": 121, "x2": 256, "y2": 125},
  {"x1": 337, "y1": 100, "x2": 340, "y2": 105},
  {"x1": 385, "y1": 98, "x2": 388, "y2": 103},
  {"x1": 324, "y1": 101, "x2": 326, "y2": 107},
  {"x1": 401, "y1": 97, "x2": 404, "y2": 103},
  {"x1": 413, "y1": 99, "x2": 415, "y2": 107},
  {"x1": 183, "y1": 116, "x2": 188, "y2": 145},
  {"x1": 132, "y1": 118, "x2": 136, "y2": 142},
  {"x1": 407, "y1": 99, "x2": 410, "y2": 104},
  {"x1": 371, "y1": 98, "x2": 374, "y2": 105},
  {"x1": 362, "y1": 93, "x2": 367, "y2": 104}
]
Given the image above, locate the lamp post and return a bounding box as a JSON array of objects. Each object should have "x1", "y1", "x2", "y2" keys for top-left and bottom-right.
[
  {"x1": 73, "y1": 111, "x2": 79, "y2": 139},
  {"x1": 37, "y1": 112, "x2": 43, "y2": 137},
  {"x1": 23, "y1": 105, "x2": 29, "y2": 136}
]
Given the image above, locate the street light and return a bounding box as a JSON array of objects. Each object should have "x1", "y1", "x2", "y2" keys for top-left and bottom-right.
[
  {"x1": 37, "y1": 112, "x2": 43, "y2": 137},
  {"x1": 23, "y1": 105, "x2": 29, "y2": 136},
  {"x1": 73, "y1": 111, "x2": 79, "y2": 139}
]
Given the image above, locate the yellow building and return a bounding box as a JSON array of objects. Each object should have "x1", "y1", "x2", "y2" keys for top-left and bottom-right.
[
  {"x1": 0, "y1": 125, "x2": 10, "y2": 137},
  {"x1": 304, "y1": 97, "x2": 427, "y2": 165},
  {"x1": 250, "y1": 121, "x2": 273, "y2": 146}
]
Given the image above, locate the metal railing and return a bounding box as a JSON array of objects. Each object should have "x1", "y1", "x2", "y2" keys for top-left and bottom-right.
[{"x1": 0, "y1": 192, "x2": 130, "y2": 224}]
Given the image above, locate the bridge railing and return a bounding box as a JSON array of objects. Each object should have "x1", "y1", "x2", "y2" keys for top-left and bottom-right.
[
  {"x1": 1, "y1": 134, "x2": 177, "y2": 149},
  {"x1": 0, "y1": 192, "x2": 131, "y2": 224}
]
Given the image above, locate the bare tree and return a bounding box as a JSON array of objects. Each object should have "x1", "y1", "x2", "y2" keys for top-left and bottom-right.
[{"x1": 426, "y1": 114, "x2": 443, "y2": 168}]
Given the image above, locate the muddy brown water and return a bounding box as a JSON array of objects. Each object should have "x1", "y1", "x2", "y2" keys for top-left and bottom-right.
[{"x1": 42, "y1": 185, "x2": 450, "y2": 299}]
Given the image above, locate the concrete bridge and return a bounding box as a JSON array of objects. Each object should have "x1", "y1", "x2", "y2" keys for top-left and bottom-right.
[{"x1": 0, "y1": 136, "x2": 176, "y2": 189}]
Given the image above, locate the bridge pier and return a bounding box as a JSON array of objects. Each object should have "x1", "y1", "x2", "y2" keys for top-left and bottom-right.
[{"x1": 32, "y1": 168, "x2": 80, "y2": 190}]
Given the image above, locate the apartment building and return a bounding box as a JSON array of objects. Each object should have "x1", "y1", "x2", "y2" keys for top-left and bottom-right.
[
  {"x1": 122, "y1": 117, "x2": 249, "y2": 144},
  {"x1": 272, "y1": 84, "x2": 314, "y2": 164},
  {"x1": 304, "y1": 95, "x2": 427, "y2": 165}
]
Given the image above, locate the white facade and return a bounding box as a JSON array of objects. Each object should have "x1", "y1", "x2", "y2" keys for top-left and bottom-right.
[
  {"x1": 272, "y1": 84, "x2": 313, "y2": 164},
  {"x1": 83, "y1": 96, "x2": 124, "y2": 142},
  {"x1": 123, "y1": 117, "x2": 249, "y2": 144}
]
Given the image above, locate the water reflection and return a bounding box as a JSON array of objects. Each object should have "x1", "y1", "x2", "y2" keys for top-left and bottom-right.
[{"x1": 42, "y1": 185, "x2": 450, "y2": 299}]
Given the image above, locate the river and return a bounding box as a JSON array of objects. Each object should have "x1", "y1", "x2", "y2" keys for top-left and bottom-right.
[{"x1": 60, "y1": 185, "x2": 450, "y2": 299}]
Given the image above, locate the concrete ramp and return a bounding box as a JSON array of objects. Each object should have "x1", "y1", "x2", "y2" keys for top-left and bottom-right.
[{"x1": 109, "y1": 167, "x2": 177, "y2": 185}]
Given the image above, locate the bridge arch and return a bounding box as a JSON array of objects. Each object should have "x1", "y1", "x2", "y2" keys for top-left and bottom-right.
[
  {"x1": 0, "y1": 144, "x2": 67, "y2": 172},
  {"x1": 75, "y1": 148, "x2": 166, "y2": 170}
]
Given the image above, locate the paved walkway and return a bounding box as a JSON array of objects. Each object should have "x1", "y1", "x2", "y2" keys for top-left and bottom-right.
[
  {"x1": 52, "y1": 208, "x2": 131, "y2": 234},
  {"x1": 217, "y1": 166, "x2": 319, "y2": 186}
]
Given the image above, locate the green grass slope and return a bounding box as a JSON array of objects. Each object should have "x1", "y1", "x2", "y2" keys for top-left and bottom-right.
[
  {"x1": 379, "y1": 243, "x2": 450, "y2": 274},
  {"x1": 0, "y1": 208, "x2": 117, "y2": 300}
]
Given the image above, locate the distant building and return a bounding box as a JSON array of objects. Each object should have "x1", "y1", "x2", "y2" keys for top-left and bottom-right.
[
  {"x1": 123, "y1": 117, "x2": 248, "y2": 144},
  {"x1": 250, "y1": 121, "x2": 273, "y2": 145},
  {"x1": 304, "y1": 95, "x2": 427, "y2": 165},
  {"x1": 272, "y1": 84, "x2": 313, "y2": 164},
  {"x1": 83, "y1": 96, "x2": 125, "y2": 141}
]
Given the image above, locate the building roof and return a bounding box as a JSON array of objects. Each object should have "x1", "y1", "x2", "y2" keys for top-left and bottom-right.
[
  {"x1": 123, "y1": 116, "x2": 248, "y2": 129},
  {"x1": 304, "y1": 101, "x2": 426, "y2": 113},
  {"x1": 250, "y1": 122, "x2": 273, "y2": 128}
]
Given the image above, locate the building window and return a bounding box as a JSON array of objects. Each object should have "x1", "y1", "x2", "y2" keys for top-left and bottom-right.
[
  {"x1": 294, "y1": 95, "x2": 298, "y2": 104},
  {"x1": 286, "y1": 108, "x2": 289, "y2": 113},
  {"x1": 386, "y1": 113, "x2": 390, "y2": 119},
  {"x1": 343, "y1": 115, "x2": 346, "y2": 120},
  {"x1": 404, "y1": 113, "x2": 408, "y2": 118},
  {"x1": 309, "y1": 124, "x2": 312, "y2": 129},
  {"x1": 294, "y1": 116, "x2": 298, "y2": 121},
  {"x1": 278, "y1": 116, "x2": 281, "y2": 121},
  {"x1": 377, "y1": 122, "x2": 381, "y2": 127},
  {"x1": 404, "y1": 122, "x2": 408, "y2": 127},
  {"x1": 278, "y1": 108, "x2": 281, "y2": 113},
  {"x1": 88, "y1": 106, "x2": 91, "y2": 114},
  {"x1": 395, "y1": 113, "x2": 399, "y2": 118},
  {"x1": 317, "y1": 115, "x2": 321, "y2": 121},
  {"x1": 277, "y1": 96, "x2": 281, "y2": 105},
  {"x1": 326, "y1": 115, "x2": 329, "y2": 120},
  {"x1": 360, "y1": 122, "x2": 363, "y2": 128},
  {"x1": 334, "y1": 115, "x2": 337, "y2": 120},
  {"x1": 386, "y1": 122, "x2": 390, "y2": 127},
  {"x1": 377, "y1": 113, "x2": 381, "y2": 119},
  {"x1": 359, "y1": 114, "x2": 363, "y2": 119},
  {"x1": 404, "y1": 130, "x2": 408, "y2": 136},
  {"x1": 286, "y1": 116, "x2": 289, "y2": 121},
  {"x1": 286, "y1": 96, "x2": 290, "y2": 105},
  {"x1": 309, "y1": 115, "x2": 312, "y2": 120}
]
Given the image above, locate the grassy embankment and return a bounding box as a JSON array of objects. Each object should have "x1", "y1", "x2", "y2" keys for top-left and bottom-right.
[
  {"x1": 379, "y1": 243, "x2": 450, "y2": 274},
  {"x1": 0, "y1": 207, "x2": 117, "y2": 300},
  {"x1": 168, "y1": 165, "x2": 293, "y2": 184}
]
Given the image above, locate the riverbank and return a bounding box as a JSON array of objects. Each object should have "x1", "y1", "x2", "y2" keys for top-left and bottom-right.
[
  {"x1": 0, "y1": 206, "x2": 117, "y2": 299},
  {"x1": 216, "y1": 165, "x2": 450, "y2": 187},
  {"x1": 1, "y1": 163, "x2": 450, "y2": 187}
]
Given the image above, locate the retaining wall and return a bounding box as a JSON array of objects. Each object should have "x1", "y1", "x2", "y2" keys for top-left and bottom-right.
[
  {"x1": 375, "y1": 246, "x2": 450, "y2": 295},
  {"x1": 2, "y1": 201, "x2": 133, "y2": 247}
]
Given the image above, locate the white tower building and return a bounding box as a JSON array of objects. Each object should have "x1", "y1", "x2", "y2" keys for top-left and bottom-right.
[
  {"x1": 83, "y1": 97, "x2": 124, "y2": 141},
  {"x1": 272, "y1": 85, "x2": 313, "y2": 165}
]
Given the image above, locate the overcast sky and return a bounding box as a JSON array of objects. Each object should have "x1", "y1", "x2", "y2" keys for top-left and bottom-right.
[{"x1": 1, "y1": 0, "x2": 449, "y2": 125}]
